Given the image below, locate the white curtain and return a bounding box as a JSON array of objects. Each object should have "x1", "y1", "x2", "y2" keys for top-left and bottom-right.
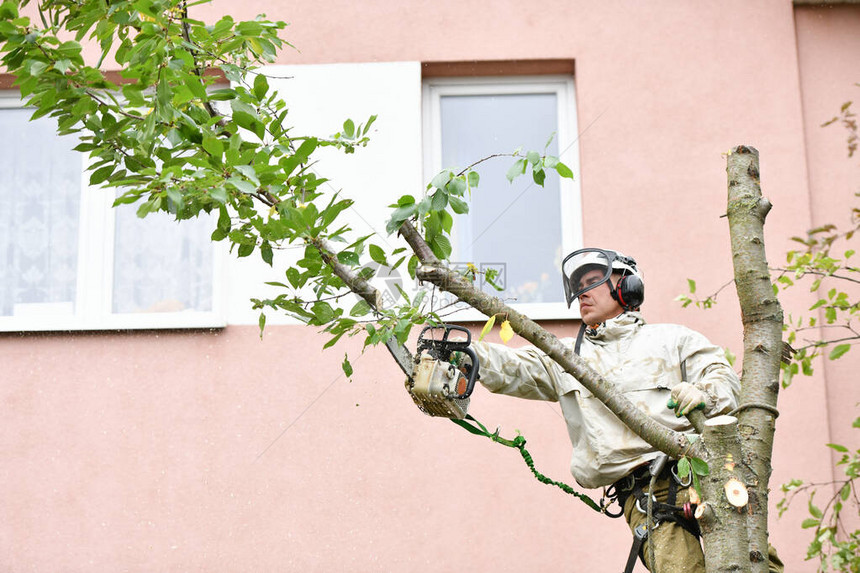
[
  {"x1": 112, "y1": 202, "x2": 213, "y2": 314},
  {"x1": 0, "y1": 108, "x2": 80, "y2": 316}
]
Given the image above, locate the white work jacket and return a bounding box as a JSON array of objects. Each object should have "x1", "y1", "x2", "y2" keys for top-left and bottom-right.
[{"x1": 472, "y1": 312, "x2": 740, "y2": 489}]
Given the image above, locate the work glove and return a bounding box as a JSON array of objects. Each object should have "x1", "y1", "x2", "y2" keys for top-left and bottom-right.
[{"x1": 667, "y1": 382, "x2": 707, "y2": 417}]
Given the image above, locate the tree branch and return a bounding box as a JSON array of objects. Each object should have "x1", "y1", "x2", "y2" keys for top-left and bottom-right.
[
  {"x1": 399, "y1": 220, "x2": 704, "y2": 460},
  {"x1": 309, "y1": 237, "x2": 383, "y2": 310}
]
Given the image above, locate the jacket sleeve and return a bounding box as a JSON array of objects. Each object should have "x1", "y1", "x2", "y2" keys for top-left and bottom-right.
[
  {"x1": 679, "y1": 330, "x2": 741, "y2": 416},
  {"x1": 472, "y1": 340, "x2": 570, "y2": 402}
]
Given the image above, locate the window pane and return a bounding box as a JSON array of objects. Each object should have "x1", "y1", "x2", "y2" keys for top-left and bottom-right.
[
  {"x1": 0, "y1": 108, "x2": 81, "y2": 316},
  {"x1": 112, "y1": 205, "x2": 213, "y2": 314},
  {"x1": 440, "y1": 92, "x2": 563, "y2": 303}
]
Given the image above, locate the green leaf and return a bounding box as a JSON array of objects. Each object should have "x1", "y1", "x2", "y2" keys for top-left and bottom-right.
[
  {"x1": 203, "y1": 137, "x2": 224, "y2": 158},
  {"x1": 184, "y1": 75, "x2": 208, "y2": 100},
  {"x1": 829, "y1": 344, "x2": 851, "y2": 360},
  {"x1": 350, "y1": 300, "x2": 372, "y2": 317},
  {"x1": 0, "y1": 1, "x2": 19, "y2": 18},
  {"x1": 28, "y1": 60, "x2": 48, "y2": 77},
  {"x1": 362, "y1": 114, "x2": 377, "y2": 135},
  {"x1": 232, "y1": 111, "x2": 265, "y2": 140},
  {"x1": 320, "y1": 198, "x2": 353, "y2": 228},
  {"x1": 801, "y1": 518, "x2": 820, "y2": 529},
  {"x1": 286, "y1": 268, "x2": 303, "y2": 289},
  {"x1": 89, "y1": 165, "x2": 114, "y2": 186},
  {"x1": 323, "y1": 331, "x2": 343, "y2": 349},
  {"x1": 677, "y1": 457, "x2": 691, "y2": 479},
  {"x1": 827, "y1": 443, "x2": 849, "y2": 453},
  {"x1": 467, "y1": 170, "x2": 480, "y2": 188},
  {"x1": 260, "y1": 241, "x2": 273, "y2": 266},
  {"x1": 555, "y1": 161, "x2": 574, "y2": 179},
  {"x1": 369, "y1": 244, "x2": 387, "y2": 266},
  {"x1": 337, "y1": 250, "x2": 360, "y2": 266},
  {"x1": 342, "y1": 118, "x2": 355, "y2": 138},
  {"x1": 430, "y1": 190, "x2": 448, "y2": 211},
  {"x1": 809, "y1": 498, "x2": 824, "y2": 519},
  {"x1": 394, "y1": 318, "x2": 412, "y2": 345},
  {"x1": 446, "y1": 177, "x2": 467, "y2": 196},
  {"x1": 430, "y1": 234, "x2": 452, "y2": 260},
  {"x1": 505, "y1": 158, "x2": 527, "y2": 183},
  {"x1": 253, "y1": 73, "x2": 269, "y2": 100},
  {"x1": 342, "y1": 353, "x2": 353, "y2": 377},
  {"x1": 237, "y1": 243, "x2": 255, "y2": 258},
  {"x1": 527, "y1": 150, "x2": 541, "y2": 166},
  {"x1": 258, "y1": 312, "x2": 266, "y2": 339},
  {"x1": 691, "y1": 471, "x2": 702, "y2": 498},
  {"x1": 416, "y1": 196, "x2": 432, "y2": 217},
  {"x1": 227, "y1": 176, "x2": 256, "y2": 194},
  {"x1": 386, "y1": 203, "x2": 417, "y2": 234},
  {"x1": 407, "y1": 255, "x2": 419, "y2": 279},
  {"x1": 166, "y1": 187, "x2": 183, "y2": 209},
  {"x1": 479, "y1": 315, "x2": 496, "y2": 341},
  {"x1": 687, "y1": 279, "x2": 696, "y2": 294},
  {"x1": 210, "y1": 187, "x2": 228, "y2": 205},
  {"x1": 156, "y1": 79, "x2": 171, "y2": 116},
  {"x1": 690, "y1": 458, "x2": 709, "y2": 476},
  {"x1": 234, "y1": 164, "x2": 260, "y2": 185},
  {"x1": 449, "y1": 195, "x2": 469, "y2": 214},
  {"x1": 312, "y1": 301, "x2": 335, "y2": 324},
  {"x1": 431, "y1": 170, "x2": 453, "y2": 190}
]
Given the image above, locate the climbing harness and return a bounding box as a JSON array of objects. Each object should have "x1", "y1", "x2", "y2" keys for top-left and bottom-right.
[{"x1": 606, "y1": 455, "x2": 701, "y2": 573}]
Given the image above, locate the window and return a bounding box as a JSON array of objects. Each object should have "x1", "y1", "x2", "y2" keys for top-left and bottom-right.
[
  {"x1": 423, "y1": 75, "x2": 583, "y2": 319},
  {"x1": 0, "y1": 93, "x2": 224, "y2": 331}
]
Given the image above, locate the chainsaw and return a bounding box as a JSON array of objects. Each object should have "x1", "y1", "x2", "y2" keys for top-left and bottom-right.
[{"x1": 385, "y1": 324, "x2": 480, "y2": 420}]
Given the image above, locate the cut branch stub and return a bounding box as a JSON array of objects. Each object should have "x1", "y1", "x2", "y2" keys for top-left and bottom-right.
[
  {"x1": 699, "y1": 415, "x2": 750, "y2": 571},
  {"x1": 724, "y1": 477, "x2": 749, "y2": 508}
]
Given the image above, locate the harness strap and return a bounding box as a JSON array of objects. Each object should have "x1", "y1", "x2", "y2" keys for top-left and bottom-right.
[
  {"x1": 623, "y1": 524, "x2": 649, "y2": 573},
  {"x1": 574, "y1": 321, "x2": 586, "y2": 355}
]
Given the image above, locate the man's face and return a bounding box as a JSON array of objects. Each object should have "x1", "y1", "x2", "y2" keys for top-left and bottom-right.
[{"x1": 576, "y1": 269, "x2": 624, "y2": 325}]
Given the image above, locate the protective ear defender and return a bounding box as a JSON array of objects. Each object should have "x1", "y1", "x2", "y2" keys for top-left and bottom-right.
[{"x1": 611, "y1": 272, "x2": 644, "y2": 310}]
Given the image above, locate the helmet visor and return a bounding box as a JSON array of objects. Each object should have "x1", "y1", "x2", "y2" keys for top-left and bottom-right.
[{"x1": 562, "y1": 249, "x2": 614, "y2": 307}]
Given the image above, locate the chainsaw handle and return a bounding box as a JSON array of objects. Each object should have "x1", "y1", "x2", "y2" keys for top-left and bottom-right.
[
  {"x1": 417, "y1": 323, "x2": 471, "y2": 349},
  {"x1": 452, "y1": 346, "x2": 480, "y2": 399}
]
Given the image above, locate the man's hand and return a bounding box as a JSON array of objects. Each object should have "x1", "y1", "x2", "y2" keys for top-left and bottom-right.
[{"x1": 667, "y1": 382, "x2": 707, "y2": 417}]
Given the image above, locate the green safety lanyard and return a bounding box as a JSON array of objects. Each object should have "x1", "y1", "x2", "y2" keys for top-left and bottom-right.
[{"x1": 450, "y1": 414, "x2": 603, "y2": 513}]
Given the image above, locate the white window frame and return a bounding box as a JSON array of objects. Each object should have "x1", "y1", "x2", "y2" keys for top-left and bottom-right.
[
  {"x1": 0, "y1": 92, "x2": 226, "y2": 332},
  {"x1": 422, "y1": 75, "x2": 584, "y2": 321}
]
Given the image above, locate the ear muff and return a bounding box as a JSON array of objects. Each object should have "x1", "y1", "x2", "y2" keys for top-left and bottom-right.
[{"x1": 610, "y1": 273, "x2": 644, "y2": 310}]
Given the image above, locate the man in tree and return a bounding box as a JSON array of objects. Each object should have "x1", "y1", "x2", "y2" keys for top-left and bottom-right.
[{"x1": 470, "y1": 248, "x2": 780, "y2": 572}]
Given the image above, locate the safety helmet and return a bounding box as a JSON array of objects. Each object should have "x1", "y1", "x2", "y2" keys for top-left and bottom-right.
[{"x1": 562, "y1": 248, "x2": 644, "y2": 310}]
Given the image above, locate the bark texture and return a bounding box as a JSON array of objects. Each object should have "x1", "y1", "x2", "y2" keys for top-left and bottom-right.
[
  {"x1": 725, "y1": 146, "x2": 783, "y2": 572},
  {"x1": 698, "y1": 415, "x2": 751, "y2": 572}
]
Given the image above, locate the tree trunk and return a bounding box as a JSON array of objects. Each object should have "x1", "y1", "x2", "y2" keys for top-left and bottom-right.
[{"x1": 725, "y1": 146, "x2": 783, "y2": 572}]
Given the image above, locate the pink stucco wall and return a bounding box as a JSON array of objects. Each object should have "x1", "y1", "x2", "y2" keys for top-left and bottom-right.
[
  {"x1": 795, "y1": 3, "x2": 860, "y2": 457},
  {"x1": 3, "y1": 1, "x2": 858, "y2": 571}
]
